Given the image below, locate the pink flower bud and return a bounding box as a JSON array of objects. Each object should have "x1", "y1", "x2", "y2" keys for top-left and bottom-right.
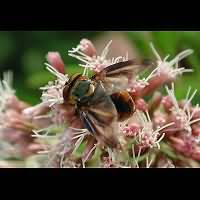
[
  {"x1": 0, "y1": 128, "x2": 27, "y2": 144},
  {"x1": 191, "y1": 107, "x2": 200, "y2": 120},
  {"x1": 153, "y1": 111, "x2": 167, "y2": 130},
  {"x1": 135, "y1": 98, "x2": 148, "y2": 112},
  {"x1": 0, "y1": 127, "x2": 39, "y2": 158},
  {"x1": 6, "y1": 96, "x2": 29, "y2": 112},
  {"x1": 139, "y1": 73, "x2": 170, "y2": 97},
  {"x1": 192, "y1": 123, "x2": 200, "y2": 137},
  {"x1": 122, "y1": 123, "x2": 140, "y2": 137},
  {"x1": 46, "y1": 52, "x2": 65, "y2": 74},
  {"x1": 22, "y1": 103, "x2": 52, "y2": 130},
  {"x1": 23, "y1": 103, "x2": 50, "y2": 119},
  {"x1": 167, "y1": 112, "x2": 191, "y2": 134},
  {"x1": 128, "y1": 80, "x2": 148, "y2": 98},
  {"x1": 169, "y1": 135, "x2": 200, "y2": 161},
  {"x1": 1, "y1": 109, "x2": 34, "y2": 132},
  {"x1": 80, "y1": 38, "x2": 97, "y2": 57},
  {"x1": 162, "y1": 96, "x2": 174, "y2": 113}
]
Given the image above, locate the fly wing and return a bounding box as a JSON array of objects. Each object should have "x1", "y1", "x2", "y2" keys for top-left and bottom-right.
[
  {"x1": 79, "y1": 111, "x2": 120, "y2": 148},
  {"x1": 79, "y1": 82, "x2": 120, "y2": 148},
  {"x1": 92, "y1": 59, "x2": 152, "y2": 95}
]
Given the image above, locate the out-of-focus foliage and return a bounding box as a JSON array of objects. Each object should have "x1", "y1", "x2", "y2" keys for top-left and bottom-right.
[{"x1": 0, "y1": 31, "x2": 199, "y2": 105}]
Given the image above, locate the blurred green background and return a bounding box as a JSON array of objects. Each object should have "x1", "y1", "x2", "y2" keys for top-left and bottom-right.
[{"x1": 0, "y1": 31, "x2": 199, "y2": 105}]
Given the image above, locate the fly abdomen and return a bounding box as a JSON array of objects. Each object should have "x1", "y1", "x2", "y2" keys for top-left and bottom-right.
[{"x1": 110, "y1": 91, "x2": 135, "y2": 122}]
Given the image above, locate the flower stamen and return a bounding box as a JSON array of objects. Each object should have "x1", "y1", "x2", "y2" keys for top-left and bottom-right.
[{"x1": 150, "y1": 42, "x2": 194, "y2": 79}]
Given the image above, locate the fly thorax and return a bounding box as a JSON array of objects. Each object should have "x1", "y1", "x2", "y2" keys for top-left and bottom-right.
[{"x1": 71, "y1": 80, "x2": 95, "y2": 105}]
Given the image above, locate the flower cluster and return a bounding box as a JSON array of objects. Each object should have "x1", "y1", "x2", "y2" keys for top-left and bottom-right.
[
  {"x1": 0, "y1": 72, "x2": 44, "y2": 161},
  {"x1": 0, "y1": 38, "x2": 199, "y2": 168}
]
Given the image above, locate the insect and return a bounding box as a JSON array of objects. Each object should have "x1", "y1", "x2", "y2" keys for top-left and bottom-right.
[{"x1": 63, "y1": 60, "x2": 152, "y2": 148}]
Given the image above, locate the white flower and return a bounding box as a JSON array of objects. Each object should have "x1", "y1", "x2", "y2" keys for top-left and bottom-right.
[
  {"x1": 135, "y1": 110, "x2": 174, "y2": 149},
  {"x1": 150, "y1": 42, "x2": 193, "y2": 79},
  {"x1": 70, "y1": 127, "x2": 89, "y2": 153},
  {"x1": 165, "y1": 83, "x2": 200, "y2": 134},
  {"x1": 40, "y1": 63, "x2": 69, "y2": 107},
  {"x1": 68, "y1": 40, "x2": 128, "y2": 75},
  {"x1": 0, "y1": 71, "x2": 15, "y2": 112}
]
